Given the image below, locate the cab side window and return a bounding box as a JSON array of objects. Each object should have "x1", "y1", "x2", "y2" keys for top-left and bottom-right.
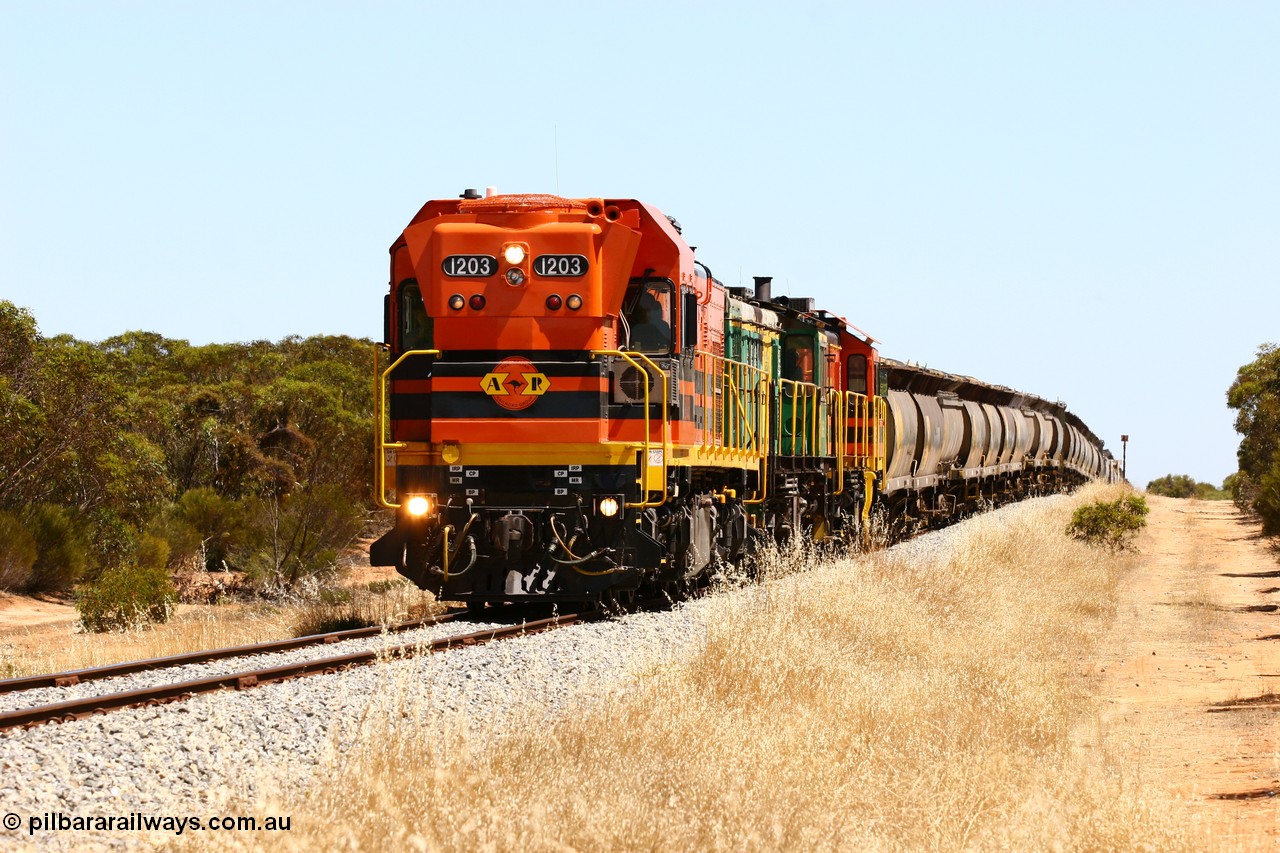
[
  {"x1": 623, "y1": 281, "x2": 673, "y2": 353},
  {"x1": 784, "y1": 336, "x2": 815, "y2": 383},
  {"x1": 847, "y1": 354, "x2": 867, "y2": 396},
  {"x1": 399, "y1": 280, "x2": 432, "y2": 351},
  {"x1": 681, "y1": 291, "x2": 699, "y2": 353}
]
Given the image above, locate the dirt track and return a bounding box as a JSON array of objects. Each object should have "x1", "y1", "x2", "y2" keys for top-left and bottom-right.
[{"x1": 1080, "y1": 496, "x2": 1279, "y2": 849}]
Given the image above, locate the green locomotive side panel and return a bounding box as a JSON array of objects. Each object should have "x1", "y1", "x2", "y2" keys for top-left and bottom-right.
[
  {"x1": 727, "y1": 295, "x2": 786, "y2": 454},
  {"x1": 779, "y1": 330, "x2": 820, "y2": 456},
  {"x1": 726, "y1": 296, "x2": 782, "y2": 455}
]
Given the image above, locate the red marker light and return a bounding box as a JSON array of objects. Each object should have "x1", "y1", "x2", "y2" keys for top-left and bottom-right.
[
  {"x1": 469, "y1": 294, "x2": 486, "y2": 310},
  {"x1": 545, "y1": 294, "x2": 563, "y2": 310}
]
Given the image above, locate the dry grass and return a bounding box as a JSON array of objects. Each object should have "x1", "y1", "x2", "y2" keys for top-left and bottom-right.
[
  {"x1": 205, "y1": 483, "x2": 1190, "y2": 852},
  {"x1": 0, "y1": 580, "x2": 444, "y2": 679}
]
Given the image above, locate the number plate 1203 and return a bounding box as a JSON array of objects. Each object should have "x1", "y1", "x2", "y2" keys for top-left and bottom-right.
[{"x1": 533, "y1": 254, "x2": 589, "y2": 277}]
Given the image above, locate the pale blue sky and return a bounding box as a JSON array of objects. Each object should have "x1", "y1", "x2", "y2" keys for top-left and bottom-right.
[{"x1": 3, "y1": 1, "x2": 1277, "y2": 489}]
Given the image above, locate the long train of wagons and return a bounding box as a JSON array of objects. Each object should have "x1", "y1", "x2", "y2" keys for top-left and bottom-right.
[{"x1": 369, "y1": 191, "x2": 1120, "y2": 605}]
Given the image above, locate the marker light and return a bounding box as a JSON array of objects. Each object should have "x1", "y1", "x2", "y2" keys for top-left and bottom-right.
[
  {"x1": 406, "y1": 495, "x2": 431, "y2": 517},
  {"x1": 506, "y1": 268, "x2": 526, "y2": 286},
  {"x1": 597, "y1": 496, "x2": 620, "y2": 518},
  {"x1": 469, "y1": 294, "x2": 486, "y2": 310},
  {"x1": 503, "y1": 244, "x2": 526, "y2": 265},
  {"x1": 448, "y1": 294, "x2": 466, "y2": 310},
  {"x1": 566, "y1": 294, "x2": 583, "y2": 310},
  {"x1": 545, "y1": 294, "x2": 563, "y2": 310}
]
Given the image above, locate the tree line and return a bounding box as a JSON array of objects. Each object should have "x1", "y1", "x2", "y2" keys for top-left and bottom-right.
[
  {"x1": 0, "y1": 300, "x2": 376, "y2": 594},
  {"x1": 1143, "y1": 474, "x2": 1230, "y2": 501},
  {"x1": 6, "y1": 298, "x2": 1279, "y2": 598},
  {"x1": 1227, "y1": 343, "x2": 1280, "y2": 534}
]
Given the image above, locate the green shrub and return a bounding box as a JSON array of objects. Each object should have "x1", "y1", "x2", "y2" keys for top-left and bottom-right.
[
  {"x1": 242, "y1": 483, "x2": 362, "y2": 587},
  {"x1": 25, "y1": 503, "x2": 89, "y2": 591},
  {"x1": 1145, "y1": 474, "x2": 1197, "y2": 498},
  {"x1": 1067, "y1": 494, "x2": 1149, "y2": 553},
  {"x1": 1222, "y1": 472, "x2": 1241, "y2": 500},
  {"x1": 1229, "y1": 470, "x2": 1259, "y2": 514},
  {"x1": 176, "y1": 487, "x2": 253, "y2": 571},
  {"x1": 84, "y1": 508, "x2": 140, "y2": 577},
  {"x1": 1254, "y1": 458, "x2": 1280, "y2": 536},
  {"x1": 147, "y1": 504, "x2": 204, "y2": 569},
  {"x1": 0, "y1": 511, "x2": 37, "y2": 591},
  {"x1": 76, "y1": 564, "x2": 178, "y2": 632},
  {"x1": 1146, "y1": 473, "x2": 1229, "y2": 501},
  {"x1": 135, "y1": 533, "x2": 171, "y2": 570},
  {"x1": 1192, "y1": 482, "x2": 1230, "y2": 501}
]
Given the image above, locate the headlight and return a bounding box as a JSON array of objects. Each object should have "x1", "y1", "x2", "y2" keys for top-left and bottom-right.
[
  {"x1": 406, "y1": 495, "x2": 431, "y2": 517},
  {"x1": 597, "y1": 496, "x2": 621, "y2": 517},
  {"x1": 503, "y1": 244, "x2": 526, "y2": 265}
]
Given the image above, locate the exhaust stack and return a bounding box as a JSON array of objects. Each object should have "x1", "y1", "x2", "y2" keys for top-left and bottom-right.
[{"x1": 752, "y1": 276, "x2": 773, "y2": 303}]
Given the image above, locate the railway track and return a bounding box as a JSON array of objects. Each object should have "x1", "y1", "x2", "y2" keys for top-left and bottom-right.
[
  {"x1": 0, "y1": 606, "x2": 609, "y2": 732},
  {"x1": 0, "y1": 609, "x2": 472, "y2": 695}
]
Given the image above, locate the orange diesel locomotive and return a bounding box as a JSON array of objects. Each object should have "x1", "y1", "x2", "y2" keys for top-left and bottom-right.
[{"x1": 370, "y1": 191, "x2": 1117, "y2": 605}]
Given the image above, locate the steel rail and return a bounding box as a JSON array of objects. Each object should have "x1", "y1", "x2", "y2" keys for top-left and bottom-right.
[
  {"x1": 0, "y1": 609, "x2": 473, "y2": 695},
  {"x1": 0, "y1": 610, "x2": 605, "y2": 731}
]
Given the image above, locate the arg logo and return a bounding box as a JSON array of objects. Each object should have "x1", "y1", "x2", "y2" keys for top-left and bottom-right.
[{"x1": 480, "y1": 356, "x2": 550, "y2": 411}]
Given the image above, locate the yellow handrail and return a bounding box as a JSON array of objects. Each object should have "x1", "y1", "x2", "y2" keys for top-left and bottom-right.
[
  {"x1": 373, "y1": 344, "x2": 389, "y2": 507},
  {"x1": 776, "y1": 378, "x2": 820, "y2": 457},
  {"x1": 692, "y1": 350, "x2": 769, "y2": 458},
  {"x1": 374, "y1": 346, "x2": 441, "y2": 509},
  {"x1": 744, "y1": 376, "x2": 771, "y2": 506},
  {"x1": 593, "y1": 350, "x2": 670, "y2": 508},
  {"x1": 873, "y1": 393, "x2": 887, "y2": 477},
  {"x1": 839, "y1": 391, "x2": 889, "y2": 479},
  {"x1": 831, "y1": 387, "x2": 848, "y2": 495},
  {"x1": 693, "y1": 350, "x2": 771, "y2": 505}
]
